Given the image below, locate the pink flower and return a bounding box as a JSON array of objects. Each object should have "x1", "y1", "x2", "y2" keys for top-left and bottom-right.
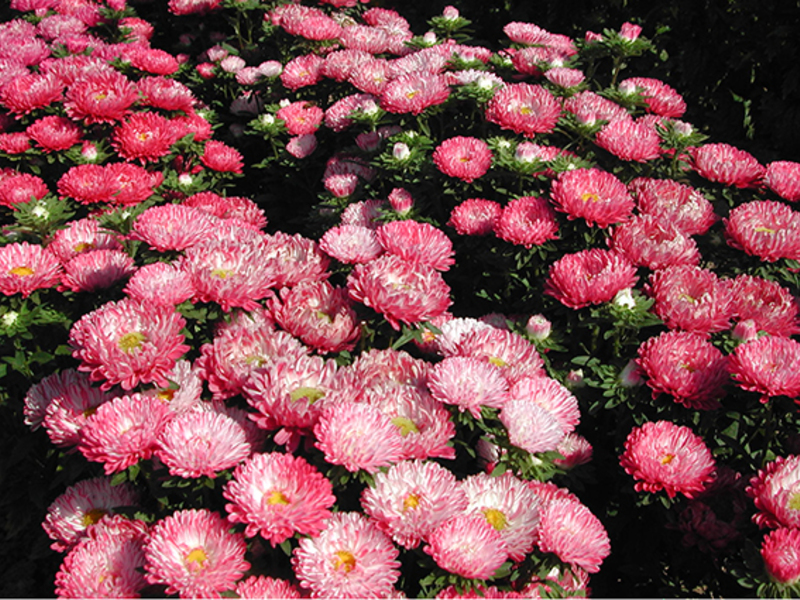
[
  {"x1": 112, "y1": 112, "x2": 183, "y2": 163},
  {"x1": 39, "y1": 371, "x2": 111, "y2": 448},
  {"x1": 727, "y1": 274, "x2": 800, "y2": 337},
  {"x1": 48, "y1": 218, "x2": 122, "y2": 264},
  {"x1": 728, "y1": 336, "x2": 800, "y2": 402},
  {"x1": 0, "y1": 242, "x2": 62, "y2": 297},
  {"x1": 64, "y1": 70, "x2": 138, "y2": 124},
  {"x1": 78, "y1": 393, "x2": 173, "y2": 474},
  {"x1": 292, "y1": 512, "x2": 401, "y2": 598},
  {"x1": 595, "y1": 118, "x2": 662, "y2": 162},
  {"x1": 361, "y1": 460, "x2": 468, "y2": 549},
  {"x1": 314, "y1": 402, "x2": 405, "y2": 474},
  {"x1": 636, "y1": 331, "x2": 728, "y2": 410},
  {"x1": 69, "y1": 298, "x2": 189, "y2": 390},
  {"x1": 237, "y1": 576, "x2": 301, "y2": 599},
  {"x1": 454, "y1": 327, "x2": 545, "y2": 384},
  {"x1": 761, "y1": 528, "x2": 800, "y2": 584},
  {"x1": 609, "y1": 214, "x2": 700, "y2": 270},
  {"x1": 145, "y1": 509, "x2": 249, "y2": 598},
  {"x1": 124, "y1": 261, "x2": 194, "y2": 306},
  {"x1": 106, "y1": 162, "x2": 163, "y2": 206},
  {"x1": 554, "y1": 432, "x2": 594, "y2": 469},
  {"x1": 26, "y1": 115, "x2": 82, "y2": 152},
  {"x1": 500, "y1": 397, "x2": 564, "y2": 454},
  {"x1": 0, "y1": 131, "x2": 31, "y2": 154},
  {"x1": 320, "y1": 224, "x2": 384, "y2": 264},
  {"x1": 381, "y1": 72, "x2": 450, "y2": 115},
  {"x1": 537, "y1": 499, "x2": 610, "y2": 573},
  {"x1": 57, "y1": 164, "x2": 116, "y2": 205},
  {"x1": 0, "y1": 72, "x2": 62, "y2": 116},
  {"x1": 628, "y1": 179, "x2": 717, "y2": 236},
  {"x1": 724, "y1": 200, "x2": 800, "y2": 262},
  {"x1": 224, "y1": 452, "x2": 335, "y2": 545},
  {"x1": 427, "y1": 356, "x2": 509, "y2": 419},
  {"x1": 136, "y1": 76, "x2": 195, "y2": 112},
  {"x1": 448, "y1": 198, "x2": 502, "y2": 236},
  {"x1": 509, "y1": 376, "x2": 580, "y2": 434},
  {"x1": 0, "y1": 172, "x2": 49, "y2": 207},
  {"x1": 424, "y1": 515, "x2": 508, "y2": 580},
  {"x1": 201, "y1": 140, "x2": 244, "y2": 173},
  {"x1": 747, "y1": 455, "x2": 800, "y2": 529},
  {"x1": 619, "y1": 77, "x2": 686, "y2": 117},
  {"x1": 620, "y1": 420, "x2": 716, "y2": 499},
  {"x1": 765, "y1": 161, "x2": 800, "y2": 202},
  {"x1": 281, "y1": 54, "x2": 325, "y2": 91},
  {"x1": 347, "y1": 254, "x2": 452, "y2": 330},
  {"x1": 261, "y1": 231, "x2": 331, "y2": 289},
  {"x1": 432, "y1": 136, "x2": 493, "y2": 183},
  {"x1": 127, "y1": 47, "x2": 180, "y2": 75},
  {"x1": 495, "y1": 195, "x2": 559, "y2": 248},
  {"x1": 544, "y1": 66, "x2": 585, "y2": 88},
  {"x1": 324, "y1": 93, "x2": 379, "y2": 132},
  {"x1": 550, "y1": 167, "x2": 634, "y2": 228},
  {"x1": 691, "y1": 143, "x2": 765, "y2": 188},
  {"x1": 486, "y1": 83, "x2": 561, "y2": 136},
  {"x1": 564, "y1": 90, "x2": 631, "y2": 125},
  {"x1": 59, "y1": 249, "x2": 136, "y2": 293},
  {"x1": 286, "y1": 133, "x2": 317, "y2": 158},
  {"x1": 376, "y1": 220, "x2": 455, "y2": 271},
  {"x1": 545, "y1": 248, "x2": 638, "y2": 309}
]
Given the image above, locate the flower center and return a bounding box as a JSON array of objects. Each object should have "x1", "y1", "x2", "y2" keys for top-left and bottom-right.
[
  {"x1": 405, "y1": 90, "x2": 420, "y2": 99},
  {"x1": 391, "y1": 416, "x2": 419, "y2": 436},
  {"x1": 581, "y1": 192, "x2": 600, "y2": 203},
  {"x1": 488, "y1": 356, "x2": 507, "y2": 368},
  {"x1": 334, "y1": 550, "x2": 356, "y2": 573},
  {"x1": 483, "y1": 507, "x2": 508, "y2": 530},
  {"x1": 290, "y1": 387, "x2": 325, "y2": 404},
  {"x1": 660, "y1": 453, "x2": 675, "y2": 465},
  {"x1": 73, "y1": 242, "x2": 96, "y2": 253},
  {"x1": 788, "y1": 491, "x2": 800, "y2": 511},
  {"x1": 9, "y1": 266, "x2": 34, "y2": 277},
  {"x1": 753, "y1": 226, "x2": 776, "y2": 234},
  {"x1": 185, "y1": 547, "x2": 208, "y2": 572},
  {"x1": 157, "y1": 388, "x2": 176, "y2": 402},
  {"x1": 211, "y1": 268, "x2": 232, "y2": 278},
  {"x1": 267, "y1": 490, "x2": 289, "y2": 505},
  {"x1": 118, "y1": 331, "x2": 146, "y2": 353},
  {"x1": 81, "y1": 508, "x2": 107, "y2": 528},
  {"x1": 403, "y1": 493, "x2": 420, "y2": 511}
]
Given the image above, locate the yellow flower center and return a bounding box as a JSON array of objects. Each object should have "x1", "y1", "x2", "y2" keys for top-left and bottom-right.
[
  {"x1": 157, "y1": 389, "x2": 176, "y2": 402},
  {"x1": 788, "y1": 492, "x2": 800, "y2": 511},
  {"x1": 211, "y1": 268, "x2": 232, "y2": 278},
  {"x1": 73, "y1": 242, "x2": 96, "y2": 253},
  {"x1": 391, "y1": 416, "x2": 419, "y2": 436},
  {"x1": 267, "y1": 490, "x2": 289, "y2": 505},
  {"x1": 483, "y1": 508, "x2": 508, "y2": 531},
  {"x1": 81, "y1": 508, "x2": 107, "y2": 528},
  {"x1": 403, "y1": 493, "x2": 420, "y2": 511},
  {"x1": 289, "y1": 387, "x2": 325, "y2": 404},
  {"x1": 405, "y1": 90, "x2": 419, "y2": 99},
  {"x1": 9, "y1": 266, "x2": 34, "y2": 277},
  {"x1": 660, "y1": 454, "x2": 675, "y2": 465},
  {"x1": 488, "y1": 356, "x2": 507, "y2": 368},
  {"x1": 118, "y1": 331, "x2": 146, "y2": 353},
  {"x1": 316, "y1": 310, "x2": 333, "y2": 323},
  {"x1": 754, "y1": 226, "x2": 776, "y2": 234},
  {"x1": 185, "y1": 548, "x2": 208, "y2": 572},
  {"x1": 519, "y1": 106, "x2": 532, "y2": 115},
  {"x1": 581, "y1": 192, "x2": 600, "y2": 203},
  {"x1": 334, "y1": 550, "x2": 356, "y2": 573}
]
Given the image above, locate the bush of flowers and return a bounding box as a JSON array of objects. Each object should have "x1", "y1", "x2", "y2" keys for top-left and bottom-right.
[{"x1": 1, "y1": 0, "x2": 800, "y2": 597}]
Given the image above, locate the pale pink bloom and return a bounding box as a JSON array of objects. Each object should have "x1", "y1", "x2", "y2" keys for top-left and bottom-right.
[
  {"x1": 23, "y1": 368, "x2": 95, "y2": 432},
  {"x1": 727, "y1": 274, "x2": 800, "y2": 337},
  {"x1": 628, "y1": 178, "x2": 717, "y2": 236},
  {"x1": 495, "y1": 195, "x2": 559, "y2": 248},
  {"x1": 427, "y1": 356, "x2": 509, "y2": 419},
  {"x1": 43, "y1": 476, "x2": 139, "y2": 553},
  {"x1": 281, "y1": 54, "x2": 325, "y2": 91},
  {"x1": 765, "y1": 161, "x2": 800, "y2": 202},
  {"x1": 620, "y1": 76, "x2": 686, "y2": 118},
  {"x1": 0, "y1": 242, "x2": 63, "y2": 298},
  {"x1": 347, "y1": 254, "x2": 452, "y2": 330},
  {"x1": 270, "y1": 280, "x2": 360, "y2": 354},
  {"x1": 433, "y1": 136, "x2": 493, "y2": 183},
  {"x1": 448, "y1": 198, "x2": 502, "y2": 236},
  {"x1": 325, "y1": 173, "x2": 359, "y2": 198},
  {"x1": 545, "y1": 248, "x2": 638, "y2": 309},
  {"x1": 486, "y1": 83, "x2": 561, "y2": 137},
  {"x1": 322, "y1": 49, "x2": 374, "y2": 82},
  {"x1": 348, "y1": 347, "x2": 431, "y2": 390},
  {"x1": 728, "y1": 336, "x2": 800, "y2": 402},
  {"x1": 287, "y1": 133, "x2": 317, "y2": 158},
  {"x1": 340, "y1": 24, "x2": 393, "y2": 54},
  {"x1": 554, "y1": 432, "x2": 594, "y2": 469},
  {"x1": 69, "y1": 298, "x2": 189, "y2": 391},
  {"x1": 320, "y1": 224, "x2": 384, "y2": 264},
  {"x1": 292, "y1": 512, "x2": 401, "y2": 598},
  {"x1": 544, "y1": 66, "x2": 585, "y2": 88},
  {"x1": 455, "y1": 327, "x2": 545, "y2": 384},
  {"x1": 636, "y1": 331, "x2": 728, "y2": 410},
  {"x1": 424, "y1": 515, "x2": 508, "y2": 579},
  {"x1": 724, "y1": 200, "x2": 800, "y2": 262},
  {"x1": 596, "y1": 118, "x2": 662, "y2": 162},
  {"x1": 609, "y1": 214, "x2": 700, "y2": 270},
  {"x1": 747, "y1": 455, "x2": 800, "y2": 529},
  {"x1": 181, "y1": 192, "x2": 263, "y2": 229},
  {"x1": 59, "y1": 249, "x2": 135, "y2": 293},
  {"x1": 123, "y1": 261, "x2": 194, "y2": 306},
  {"x1": 141, "y1": 359, "x2": 204, "y2": 415},
  {"x1": 55, "y1": 519, "x2": 148, "y2": 598},
  {"x1": 324, "y1": 93, "x2": 379, "y2": 132},
  {"x1": 509, "y1": 376, "x2": 580, "y2": 434},
  {"x1": 550, "y1": 167, "x2": 634, "y2": 228},
  {"x1": 224, "y1": 452, "x2": 335, "y2": 545},
  {"x1": 79, "y1": 393, "x2": 172, "y2": 474},
  {"x1": 361, "y1": 460, "x2": 468, "y2": 549},
  {"x1": 620, "y1": 420, "x2": 716, "y2": 498},
  {"x1": 537, "y1": 499, "x2": 610, "y2": 573},
  {"x1": 64, "y1": 70, "x2": 137, "y2": 124},
  {"x1": 156, "y1": 410, "x2": 251, "y2": 478},
  {"x1": 691, "y1": 143, "x2": 764, "y2": 188},
  {"x1": 237, "y1": 576, "x2": 301, "y2": 599},
  {"x1": 278, "y1": 5, "x2": 342, "y2": 40},
  {"x1": 262, "y1": 231, "x2": 331, "y2": 289},
  {"x1": 462, "y1": 472, "x2": 541, "y2": 561},
  {"x1": 761, "y1": 527, "x2": 800, "y2": 584},
  {"x1": 381, "y1": 72, "x2": 450, "y2": 115},
  {"x1": 646, "y1": 265, "x2": 733, "y2": 334},
  {"x1": 563, "y1": 90, "x2": 630, "y2": 125},
  {"x1": 39, "y1": 373, "x2": 110, "y2": 449},
  {"x1": 500, "y1": 395, "x2": 565, "y2": 454},
  {"x1": 314, "y1": 402, "x2": 404, "y2": 473},
  {"x1": 349, "y1": 59, "x2": 391, "y2": 95},
  {"x1": 511, "y1": 46, "x2": 571, "y2": 76},
  {"x1": 376, "y1": 220, "x2": 454, "y2": 271},
  {"x1": 145, "y1": 509, "x2": 249, "y2": 598}
]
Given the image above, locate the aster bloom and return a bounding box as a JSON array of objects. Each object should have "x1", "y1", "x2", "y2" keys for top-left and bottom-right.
[
  {"x1": 276, "y1": 100, "x2": 324, "y2": 136},
  {"x1": 550, "y1": 168, "x2": 635, "y2": 228},
  {"x1": 432, "y1": 136, "x2": 493, "y2": 183},
  {"x1": 455, "y1": 327, "x2": 545, "y2": 384},
  {"x1": 361, "y1": 460, "x2": 468, "y2": 549},
  {"x1": 761, "y1": 528, "x2": 800, "y2": 585},
  {"x1": 223, "y1": 452, "x2": 335, "y2": 545},
  {"x1": 124, "y1": 261, "x2": 194, "y2": 307},
  {"x1": 315, "y1": 401, "x2": 405, "y2": 474},
  {"x1": 39, "y1": 374, "x2": 111, "y2": 449},
  {"x1": 563, "y1": 90, "x2": 631, "y2": 125},
  {"x1": 105, "y1": 162, "x2": 163, "y2": 206},
  {"x1": 0, "y1": 242, "x2": 63, "y2": 298},
  {"x1": 237, "y1": 576, "x2": 302, "y2": 599},
  {"x1": 0, "y1": 72, "x2": 63, "y2": 116},
  {"x1": 646, "y1": 265, "x2": 733, "y2": 334},
  {"x1": 320, "y1": 225, "x2": 384, "y2": 264},
  {"x1": 0, "y1": 172, "x2": 49, "y2": 208},
  {"x1": 595, "y1": 118, "x2": 662, "y2": 162},
  {"x1": 381, "y1": 72, "x2": 450, "y2": 115},
  {"x1": 281, "y1": 53, "x2": 325, "y2": 91},
  {"x1": 201, "y1": 140, "x2": 244, "y2": 173},
  {"x1": 747, "y1": 455, "x2": 800, "y2": 529},
  {"x1": 728, "y1": 336, "x2": 800, "y2": 402},
  {"x1": 261, "y1": 231, "x2": 331, "y2": 289},
  {"x1": 137, "y1": 76, "x2": 195, "y2": 112},
  {"x1": 495, "y1": 195, "x2": 560, "y2": 248},
  {"x1": 64, "y1": 70, "x2": 138, "y2": 124},
  {"x1": 0, "y1": 131, "x2": 31, "y2": 154},
  {"x1": 270, "y1": 280, "x2": 360, "y2": 354},
  {"x1": 78, "y1": 393, "x2": 172, "y2": 474},
  {"x1": 59, "y1": 249, "x2": 136, "y2": 293},
  {"x1": 26, "y1": 115, "x2": 82, "y2": 152},
  {"x1": 347, "y1": 254, "x2": 452, "y2": 330},
  {"x1": 691, "y1": 143, "x2": 764, "y2": 188},
  {"x1": 765, "y1": 161, "x2": 800, "y2": 202},
  {"x1": 324, "y1": 93, "x2": 379, "y2": 132},
  {"x1": 636, "y1": 331, "x2": 728, "y2": 410},
  {"x1": 69, "y1": 298, "x2": 189, "y2": 391},
  {"x1": 544, "y1": 248, "x2": 638, "y2": 309},
  {"x1": 376, "y1": 220, "x2": 455, "y2": 271},
  {"x1": 609, "y1": 214, "x2": 700, "y2": 270},
  {"x1": 112, "y1": 112, "x2": 183, "y2": 163},
  {"x1": 500, "y1": 396, "x2": 566, "y2": 455},
  {"x1": 132, "y1": 204, "x2": 217, "y2": 252},
  {"x1": 43, "y1": 476, "x2": 139, "y2": 552},
  {"x1": 537, "y1": 499, "x2": 610, "y2": 573},
  {"x1": 619, "y1": 77, "x2": 687, "y2": 117},
  {"x1": 448, "y1": 198, "x2": 502, "y2": 236},
  {"x1": 145, "y1": 509, "x2": 249, "y2": 598},
  {"x1": 23, "y1": 368, "x2": 98, "y2": 432},
  {"x1": 427, "y1": 356, "x2": 509, "y2": 419},
  {"x1": 727, "y1": 274, "x2": 800, "y2": 337},
  {"x1": 508, "y1": 376, "x2": 581, "y2": 435},
  {"x1": 57, "y1": 164, "x2": 116, "y2": 205},
  {"x1": 183, "y1": 192, "x2": 266, "y2": 230},
  {"x1": 554, "y1": 433, "x2": 594, "y2": 469},
  {"x1": 424, "y1": 515, "x2": 509, "y2": 580},
  {"x1": 486, "y1": 83, "x2": 561, "y2": 137},
  {"x1": 724, "y1": 200, "x2": 800, "y2": 263},
  {"x1": 292, "y1": 511, "x2": 401, "y2": 599},
  {"x1": 620, "y1": 420, "x2": 716, "y2": 498}
]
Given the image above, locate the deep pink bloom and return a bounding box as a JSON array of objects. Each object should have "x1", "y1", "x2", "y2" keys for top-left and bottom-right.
[
  {"x1": 236, "y1": 576, "x2": 301, "y2": 599},
  {"x1": 595, "y1": 118, "x2": 662, "y2": 162},
  {"x1": 376, "y1": 220, "x2": 454, "y2": 271},
  {"x1": 136, "y1": 76, "x2": 195, "y2": 113},
  {"x1": 112, "y1": 112, "x2": 183, "y2": 163},
  {"x1": 761, "y1": 528, "x2": 800, "y2": 584},
  {"x1": 432, "y1": 136, "x2": 493, "y2": 183},
  {"x1": 537, "y1": 499, "x2": 610, "y2": 573},
  {"x1": 145, "y1": 509, "x2": 249, "y2": 598},
  {"x1": 292, "y1": 512, "x2": 401, "y2": 598},
  {"x1": 495, "y1": 195, "x2": 559, "y2": 248},
  {"x1": 727, "y1": 274, "x2": 800, "y2": 337},
  {"x1": 26, "y1": 115, "x2": 82, "y2": 152},
  {"x1": 0, "y1": 172, "x2": 49, "y2": 208},
  {"x1": 0, "y1": 131, "x2": 31, "y2": 154},
  {"x1": 127, "y1": 47, "x2": 180, "y2": 75},
  {"x1": 609, "y1": 214, "x2": 700, "y2": 270},
  {"x1": 59, "y1": 249, "x2": 136, "y2": 293},
  {"x1": 224, "y1": 452, "x2": 335, "y2": 545},
  {"x1": 183, "y1": 192, "x2": 266, "y2": 230},
  {"x1": 620, "y1": 420, "x2": 716, "y2": 498},
  {"x1": 728, "y1": 336, "x2": 800, "y2": 402},
  {"x1": 280, "y1": 54, "x2": 325, "y2": 91},
  {"x1": 550, "y1": 167, "x2": 635, "y2": 228},
  {"x1": 57, "y1": 164, "x2": 116, "y2": 205},
  {"x1": 545, "y1": 248, "x2": 638, "y2": 309},
  {"x1": 64, "y1": 70, "x2": 138, "y2": 124},
  {"x1": 765, "y1": 161, "x2": 800, "y2": 202},
  {"x1": 691, "y1": 143, "x2": 764, "y2": 188},
  {"x1": 747, "y1": 456, "x2": 800, "y2": 529},
  {"x1": 619, "y1": 77, "x2": 686, "y2": 117},
  {"x1": 724, "y1": 200, "x2": 800, "y2": 262},
  {"x1": 0, "y1": 242, "x2": 62, "y2": 297},
  {"x1": 69, "y1": 298, "x2": 189, "y2": 390},
  {"x1": 448, "y1": 198, "x2": 502, "y2": 236},
  {"x1": 424, "y1": 515, "x2": 508, "y2": 580},
  {"x1": 0, "y1": 73, "x2": 62, "y2": 116},
  {"x1": 486, "y1": 83, "x2": 561, "y2": 137},
  {"x1": 276, "y1": 100, "x2": 324, "y2": 136},
  {"x1": 124, "y1": 261, "x2": 194, "y2": 306},
  {"x1": 201, "y1": 140, "x2": 244, "y2": 173},
  {"x1": 636, "y1": 331, "x2": 728, "y2": 410}
]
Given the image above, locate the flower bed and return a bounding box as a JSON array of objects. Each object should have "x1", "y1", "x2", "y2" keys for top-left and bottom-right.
[{"x1": 1, "y1": 0, "x2": 800, "y2": 597}]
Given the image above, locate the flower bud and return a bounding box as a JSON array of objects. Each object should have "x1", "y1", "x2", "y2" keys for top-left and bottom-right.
[
  {"x1": 393, "y1": 142, "x2": 411, "y2": 161},
  {"x1": 525, "y1": 314, "x2": 552, "y2": 341},
  {"x1": 388, "y1": 188, "x2": 413, "y2": 215}
]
